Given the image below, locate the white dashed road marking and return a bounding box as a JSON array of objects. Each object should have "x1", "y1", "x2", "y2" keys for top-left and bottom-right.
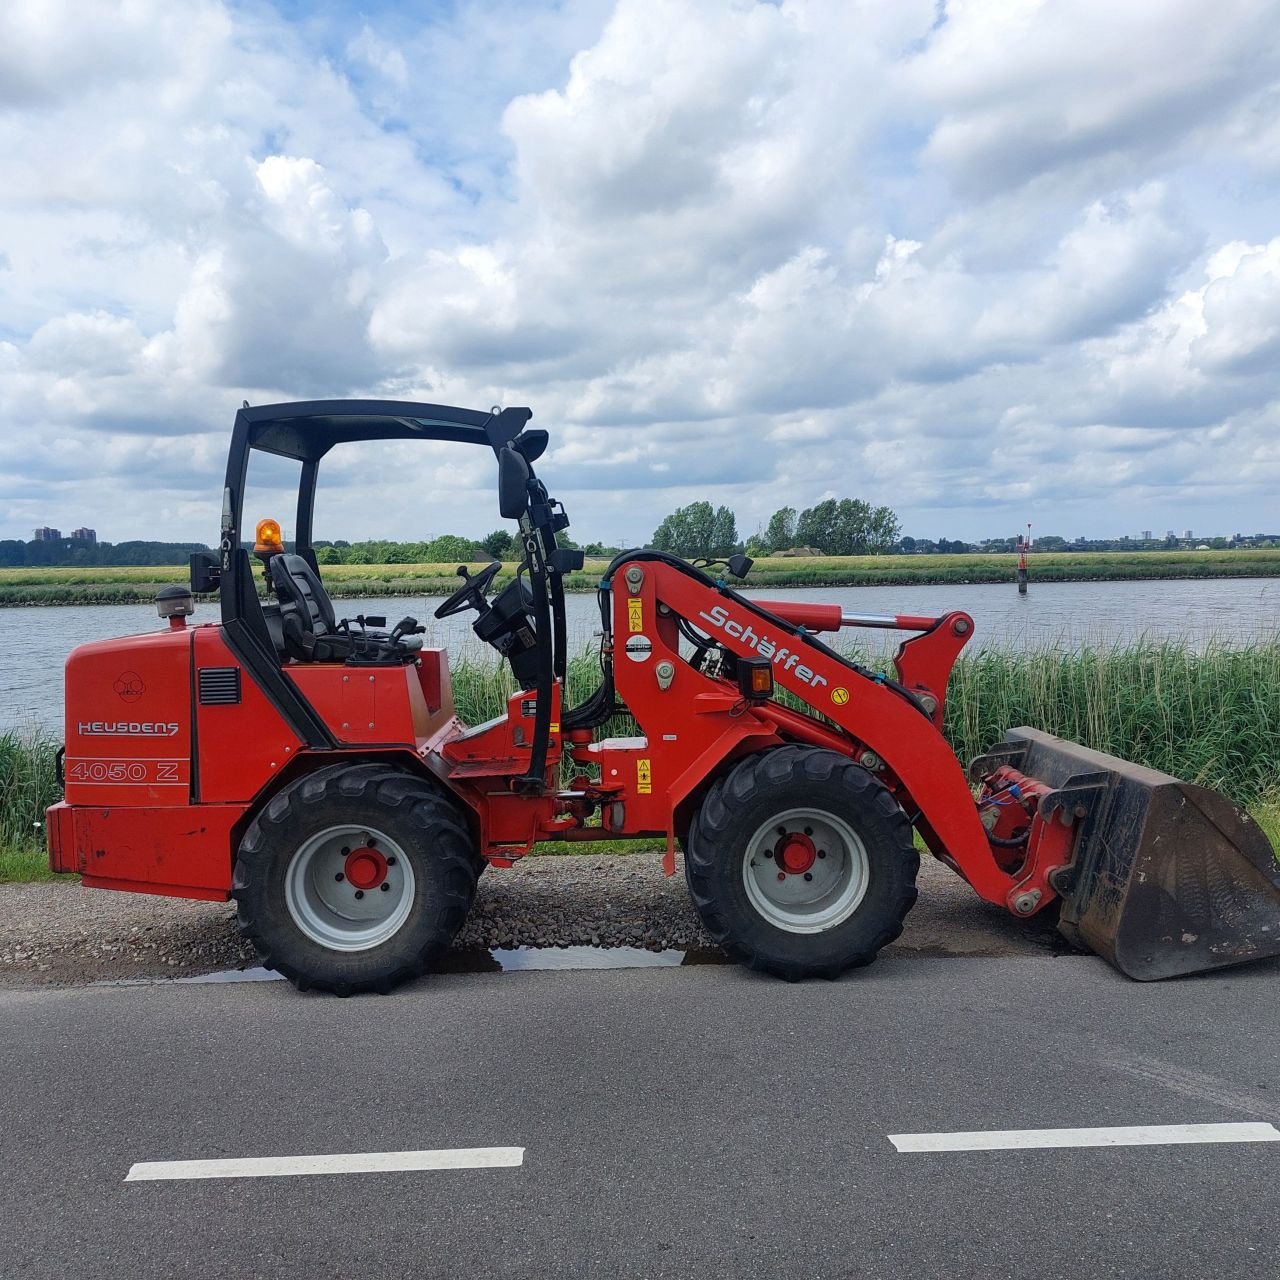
[
  {"x1": 125, "y1": 1146, "x2": 525, "y2": 1181},
  {"x1": 889, "y1": 1123, "x2": 1280, "y2": 1153}
]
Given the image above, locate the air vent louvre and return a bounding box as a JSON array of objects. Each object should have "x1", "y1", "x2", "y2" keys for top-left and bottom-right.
[{"x1": 198, "y1": 666, "x2": 241, "y2": 705}]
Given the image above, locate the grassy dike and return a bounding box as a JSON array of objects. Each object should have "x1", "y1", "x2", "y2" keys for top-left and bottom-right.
[
  {"x1": 4, "y1": 640, "x2": 1279, "y2": 881},
  {"x1": 3, "y1": 548, "x2": 1280, "y2": 605}
]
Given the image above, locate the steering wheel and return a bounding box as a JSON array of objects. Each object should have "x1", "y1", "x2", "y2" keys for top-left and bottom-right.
[{"x1": 434, "y1": 562, "x2": 502, "y2": 619}]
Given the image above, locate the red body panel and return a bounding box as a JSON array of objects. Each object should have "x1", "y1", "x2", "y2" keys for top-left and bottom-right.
[
  {"x1": 288, "y1": 663, "x2": 433, "y2": 745},
  {"x1": 193, "y1": 628, "x2": 303, "y2": 803},
  {"x1": 441, "y1": 687, "x2": 563, "y2": 850},
  {"x1": 412, "y1": 649, "x2": 453, "y2": 717},
  {"x1": 59, "y1": 802, "x2": 242, "y2": 900},
  {"x1": 63, "y1": 627, "x2": 193, "y2": 808}
]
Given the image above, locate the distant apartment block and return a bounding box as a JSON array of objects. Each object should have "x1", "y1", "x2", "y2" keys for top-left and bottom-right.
[
  {"x1": 32, "y1": 526, "x2": 61, "y2": 541},
  {"x1": 70, "y1": 527, "x2": 97, "y2": 544}
]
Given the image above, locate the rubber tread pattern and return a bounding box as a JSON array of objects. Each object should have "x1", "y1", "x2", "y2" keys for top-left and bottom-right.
[
  {"x1": 685, "y1": 745, "x2": 919, "y2": 980},
  {"x1": 233, "y1": 763, "x2": 477, "y2": 995}
]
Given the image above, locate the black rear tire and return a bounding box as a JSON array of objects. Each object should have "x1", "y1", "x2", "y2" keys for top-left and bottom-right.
[
  {"x1": 233, "y1": 763, "x2": 478, "y2": 995},
  {"x1": 685, "y1": 746, "x2": 918, "y2": 979}
]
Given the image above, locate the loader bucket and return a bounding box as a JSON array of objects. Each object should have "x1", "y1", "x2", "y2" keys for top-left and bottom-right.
[{"x1": 977, "y1": 728, "x2": 1280, "y2": 981}]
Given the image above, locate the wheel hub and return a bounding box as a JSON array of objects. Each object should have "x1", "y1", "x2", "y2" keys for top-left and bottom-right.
[
  {"x1": 344, "y1": 845, "x2": 388, "y2": 891},
  {"x1": 776, "y1": 832, "x2": 816, "y2": 875},
  {"x1": 742, "y1": 806, "x2": 870, "y2": 935}
]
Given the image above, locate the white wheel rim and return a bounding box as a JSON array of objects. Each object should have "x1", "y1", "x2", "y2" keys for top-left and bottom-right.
[
  {"x1": 285, "y1": 823, "x2": 416, "y2": 952},
  {"x1": 742, "y1": 806, "x2": 870, "y2": 934}
]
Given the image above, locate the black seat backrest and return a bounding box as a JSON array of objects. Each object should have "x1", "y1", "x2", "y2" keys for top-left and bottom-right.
[{"x1": 269, "y1": 554, "x2": 338, "y2": 658}]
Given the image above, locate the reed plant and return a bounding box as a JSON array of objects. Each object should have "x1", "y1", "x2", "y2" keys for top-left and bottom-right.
[
  {"x1": 0, "y1": 731, "x2": 61, "y2": 879},
  {"x1": 944, "y1": 639, "x2": 1280, "y2": 803},
  {"x1": 3, "y1": 641, "x2": 1278, "y2": 878}
]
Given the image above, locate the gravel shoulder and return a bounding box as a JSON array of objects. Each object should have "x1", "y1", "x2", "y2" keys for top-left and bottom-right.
[{"x1": 0, "y1": 853, "x2": 1068, "y2": 988}]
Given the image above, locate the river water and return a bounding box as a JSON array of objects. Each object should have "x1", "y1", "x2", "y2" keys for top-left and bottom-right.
[{"x1": 4, "y1": 577, "x2": 1277, "y2": 734}]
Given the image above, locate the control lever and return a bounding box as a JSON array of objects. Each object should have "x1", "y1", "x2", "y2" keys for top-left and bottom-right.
[
  {"x1": 389, "y1": 615, "x2": 425, "y2": 642},
  {"x1": 379, "y1": 616, "x2": 424, "y2": 656}
]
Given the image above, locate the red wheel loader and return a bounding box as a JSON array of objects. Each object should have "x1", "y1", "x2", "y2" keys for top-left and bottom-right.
[{"x1": 45, "y1": 400, "x2": 1280, "y2": 993}]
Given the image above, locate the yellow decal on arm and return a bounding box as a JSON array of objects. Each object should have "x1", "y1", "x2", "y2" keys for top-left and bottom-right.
[
  {"x1": 637, "y1": 758, "x2": 652, "y2": 794},
  {"x1": 628, "y1": 598, "x2": 644, "y2": 632}
]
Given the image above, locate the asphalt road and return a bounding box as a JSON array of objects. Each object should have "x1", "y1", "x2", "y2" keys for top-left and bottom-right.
[{"x1": 2, "y1": 953, "x2": 1278, "y2": 1280}]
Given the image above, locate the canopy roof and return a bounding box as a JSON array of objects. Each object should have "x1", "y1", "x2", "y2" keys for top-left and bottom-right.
[{"x1": 239, "y1": 399, "x2": 532, "y2": 462}]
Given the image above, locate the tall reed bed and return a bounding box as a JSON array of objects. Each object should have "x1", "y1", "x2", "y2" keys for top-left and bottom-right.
[
  {"x1": 458, "y1": 640, "x2": 1280, "y2": 815},
  {"x1": 0, "y1": 732, "x2": 60, "y2": 855},
  {"x1": 944, "y1": 640, "x2": 1280, "y2": 804},
  {"x1": 3, "y1": 642, "x2": 1277, "y2": 869}
]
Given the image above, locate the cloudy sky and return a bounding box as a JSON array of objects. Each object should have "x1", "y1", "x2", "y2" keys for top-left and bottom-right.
[{"x1": 2, "y1": 0, "x2": 1279, "y2": 548}]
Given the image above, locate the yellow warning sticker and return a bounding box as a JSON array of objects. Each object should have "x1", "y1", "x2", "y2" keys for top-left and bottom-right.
[
  {"x1": 628, "y1": 597, "x2": 644, "y2": 633},
  {"x1": 549, "y1": 722, "x2": 560, "y2": 735},
  {"x1": 830, "y1": 687, "x2": 850, "y2": 706},
  {"x1": 637, "y1": 758, "x2": 652, "y2": 794}
]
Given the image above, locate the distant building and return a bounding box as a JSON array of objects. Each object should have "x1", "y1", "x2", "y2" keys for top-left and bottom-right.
[
  {"x1": 1184, "y1": 529, "x2": 1193, "y2": 540},
  {"x1": 32, "y1": 527, "x2": 61, "y2": 542},
  {"x1": 1141, "y1": 529, "x2": 1152, "y2": 540},
  {"x1": 1165, "y1": 530, "x2": 1176, "y2": 539},
  {"x1": 70, "y1": 527, "x2": 97, "y2": 544}
]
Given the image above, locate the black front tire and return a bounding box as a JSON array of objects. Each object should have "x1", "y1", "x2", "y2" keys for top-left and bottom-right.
[
  {"x1": 233, "y1": 763, "x2": 478, "y2": 995},
  {"x1": 685, "y1": 746, "x2": 919, "y2": 980}
]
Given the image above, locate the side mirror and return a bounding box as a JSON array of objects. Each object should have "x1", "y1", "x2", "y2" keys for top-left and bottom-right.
[
  {"x1": 190, "y1": 550, "x2": 221, "y2": 593},
  {"x1": 513, "y1": 429, "x2": 549, "y2": 463},
  {"x1": 727, "y1": 553, "x2": 753, "y2": 579},
  {"x1": 498, "y1": 446, "x2": 531, "y2": 519}
]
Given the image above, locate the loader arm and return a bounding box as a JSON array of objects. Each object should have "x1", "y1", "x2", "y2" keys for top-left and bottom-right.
[
  {"x1": 604, "y1": 555, "x2": 1280, "y2": 980},
  {"x1": 609, "y1": 558, "x2": 1033, "y2": 909}
]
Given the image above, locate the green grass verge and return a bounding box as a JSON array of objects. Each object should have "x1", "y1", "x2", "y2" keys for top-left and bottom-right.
[{"x1": 0, "y1": 846, "x2": 60, "y2": 883}]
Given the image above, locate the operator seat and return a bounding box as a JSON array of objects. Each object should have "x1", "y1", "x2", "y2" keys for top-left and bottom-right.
[{"x1": 268, "y1": 553, "x2": 347, "y2": 662}]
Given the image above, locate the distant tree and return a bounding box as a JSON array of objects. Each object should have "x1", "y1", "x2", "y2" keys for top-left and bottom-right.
[
  {"x1": 652, "y1": 501, "x2": 720, "y2": 557},
  {"x1": 480, "y1": 529, "x2": 514, "y2": 559},
  {"x1": 763, "y1": 506, "x2": 797, "y2": 552},
  {"x1": 863, "y1": 504, "x2": 901, "y2": 554},
  {"x1": 795, "y1": 499, "x2": 838, "y2": 551},
  {"x1": 710, "y1": 505, "x2": 737, "y2": 557},
  {"x1": 653, "y1": 502, "x2": 734, "y2": 558},
  {"x1": 795, "y1": 498, "x2": 900, "y2": 555},
  {"x1": 383, "y1": 542, "x2": 420, "y2": 563},
  {"x1": 426, "y1": 534, "x2": 479, "y2": 563},
  {"x1": 898, "y1": 535, "x2": 917, "y2": 553},
  {"x1": 315, "y1": 546, "x2": 341, "y2": 565},
  {"x1": 650, "y1": 511, "x2": 682, "y2": 554}
]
